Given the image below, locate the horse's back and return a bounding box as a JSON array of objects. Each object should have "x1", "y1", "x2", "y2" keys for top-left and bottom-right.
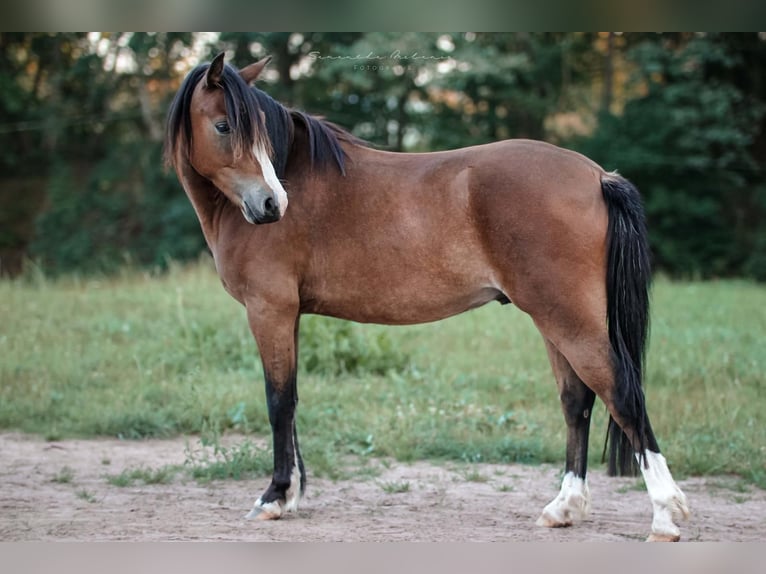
[{"x1": 464, "y1": 138, "x2": 604, "y2": 191}]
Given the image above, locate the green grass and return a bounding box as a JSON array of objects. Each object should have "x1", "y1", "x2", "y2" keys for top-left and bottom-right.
[
  {"x1": 105, "y1": 465, "x2": 178, "y2": 487},
  {"x1": 51, "y1": 466, "x2": 75, "y2": 484},
  {"x1": 459, "y1": 467, "x2": 490, "y2": 483},
  {"x1": 1, "y1": 259, "x2": 765, "y2": 487},
  {"x1": 380, "y1": 480, "x2": 411, "y2": 494},
  {"x1": 75, "y1": 489, "x2": 97, "y2": 503},
  {"x1": 182, "y1": 433, "x2": 273, "y2": 482}
]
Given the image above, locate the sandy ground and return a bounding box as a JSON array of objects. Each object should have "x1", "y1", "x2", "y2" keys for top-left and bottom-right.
[{"x1": 1, "y1": 432, "x2": 764, "y2": 542}]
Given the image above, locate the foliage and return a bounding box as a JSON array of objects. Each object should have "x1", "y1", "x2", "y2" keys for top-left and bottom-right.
[
  {"x1": 419, "y1": 33, "x2": 596, "y2": 149},
  {"x1": 29, "y1": 147, "x2": 203, "y2": 275},
  {"x1": 183, "y1": 431, "x2": 272, "y2": 482},
  {"x1": 105, "y1": 465, "x2": 177, "y2": 487},
  {"x1": 572, "y1": 33, "x2": 766, "y2": 279},
  {"x1": 299, "y1": 315, "x2": 410, "y2": 376}
]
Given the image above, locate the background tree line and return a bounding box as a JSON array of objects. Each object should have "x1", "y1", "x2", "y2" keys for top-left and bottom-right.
[{"x1": 1, "y1": 32, "x2": 764, "y2": 280}]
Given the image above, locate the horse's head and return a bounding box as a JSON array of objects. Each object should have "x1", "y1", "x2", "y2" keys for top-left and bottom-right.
[{"x1": 171, "y1": 52, "x2": 288, "y2": 225}]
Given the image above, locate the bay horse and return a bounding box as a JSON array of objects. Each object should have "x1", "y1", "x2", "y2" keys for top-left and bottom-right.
[{"x1": 165, "y1": 53, "x2": 689, "y2": 541}]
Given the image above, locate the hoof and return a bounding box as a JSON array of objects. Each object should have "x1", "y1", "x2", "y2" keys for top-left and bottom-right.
[
  {"x1": 536, "y1": 512, "x2": 572, "y2": 528},
  {"x1": 536, "y1": 473, "x2": 589, "y2": 529},
  {"x1": 245, "y1": 499, "x2": 283, "y2": 521},
  {"x1": 646, "y1": 490, "x2": 689, "y2": 542},
  {"x1": 646, "y1": 532, "x2": 681, "y2": 542}
]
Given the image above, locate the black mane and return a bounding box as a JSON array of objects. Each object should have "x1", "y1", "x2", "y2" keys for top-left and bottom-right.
[{"x1": 165, "y1": 61, "x2": 362, "y2": 178}]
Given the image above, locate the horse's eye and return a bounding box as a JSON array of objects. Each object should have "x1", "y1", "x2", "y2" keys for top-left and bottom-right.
[{"x1": 215, "y1": 121, "x2": 230, "y2": 134}]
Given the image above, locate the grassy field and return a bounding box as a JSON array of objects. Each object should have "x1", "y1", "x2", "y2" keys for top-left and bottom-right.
[{"x1": 1, "y1": 258, "x2": 764, "y2": 486}]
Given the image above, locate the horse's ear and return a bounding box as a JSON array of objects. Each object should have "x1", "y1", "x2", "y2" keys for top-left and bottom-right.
[
  {"x1": 240, "y1": 56, "x2": 272, "y2": 85},
  {"x1": 205, "y1": 52, "x2": 226, "y2": 88}
]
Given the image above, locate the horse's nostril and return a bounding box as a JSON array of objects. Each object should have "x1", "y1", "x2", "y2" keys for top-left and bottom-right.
[{"x1": 264, "y1": 197, "x2": 276, "y2": 215}]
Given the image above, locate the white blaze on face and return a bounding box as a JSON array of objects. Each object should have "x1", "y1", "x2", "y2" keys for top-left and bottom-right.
[
  {"x1": 637, "y1": 450, "x2": 690, "y2": 541},
  {"x1": 254, "y1": 144, "x2": 288, "y2": 216}
]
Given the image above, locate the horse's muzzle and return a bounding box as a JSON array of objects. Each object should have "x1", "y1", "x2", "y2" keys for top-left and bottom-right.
[{"x1": 241, "y1": 195, "x2": 281, "y2": 224}]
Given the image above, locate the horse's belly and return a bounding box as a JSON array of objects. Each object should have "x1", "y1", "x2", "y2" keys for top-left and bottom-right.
[
  {"x1": 302, "y1": 283, "x2": 504, "y2": 326},
  {"x1": 302, "y1": 209, "x2": 505, "y2": 324}
]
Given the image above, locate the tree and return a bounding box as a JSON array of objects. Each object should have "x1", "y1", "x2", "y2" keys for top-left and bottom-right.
[
  {"x1": 572, "y1": 33, "x2": 766, "y2": 279},
  {"x1": 8, "y1": 33, "x2": 205, "y2": 275},
  {"x1": 416, "y1": 33, "x2": 596, "y2": 150}
]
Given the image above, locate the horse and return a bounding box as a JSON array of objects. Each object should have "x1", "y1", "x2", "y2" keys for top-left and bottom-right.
[{"x1": 164, "y1": 52, "x2": 689, "y2": 541}]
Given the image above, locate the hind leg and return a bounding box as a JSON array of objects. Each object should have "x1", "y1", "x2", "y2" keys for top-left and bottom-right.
[
  {"x1": 559, "y1": 334, "x2": 688, "y2": 540},
  {"x1": 534, "y1": 313, "x2": 688, "y2": 541},
  {"x1": 537, "y1": 338, "x2": 596, "y2": 528},
  {"x1": 637, "y1": 450, "x2": 690, "y2": 541}
]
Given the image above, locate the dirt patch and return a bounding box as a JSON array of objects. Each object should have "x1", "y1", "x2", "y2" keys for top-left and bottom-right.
[{"x1": 1, "y1": 432, "x2": 763, "y2": 541}]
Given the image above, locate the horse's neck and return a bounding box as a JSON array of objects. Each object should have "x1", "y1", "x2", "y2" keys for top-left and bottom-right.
[{"x1": 175, "y1": 157, "x2": 229, "y2": 254}]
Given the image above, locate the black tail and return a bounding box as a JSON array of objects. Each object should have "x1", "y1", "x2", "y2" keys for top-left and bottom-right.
[{"x1": 600, "y1": 173, "x2": 655, "y2": 476}]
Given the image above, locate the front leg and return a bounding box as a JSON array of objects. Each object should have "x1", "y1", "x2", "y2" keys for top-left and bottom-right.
[{"x1": 244, "y1": 303, "x2": 304, "y2": 520}]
